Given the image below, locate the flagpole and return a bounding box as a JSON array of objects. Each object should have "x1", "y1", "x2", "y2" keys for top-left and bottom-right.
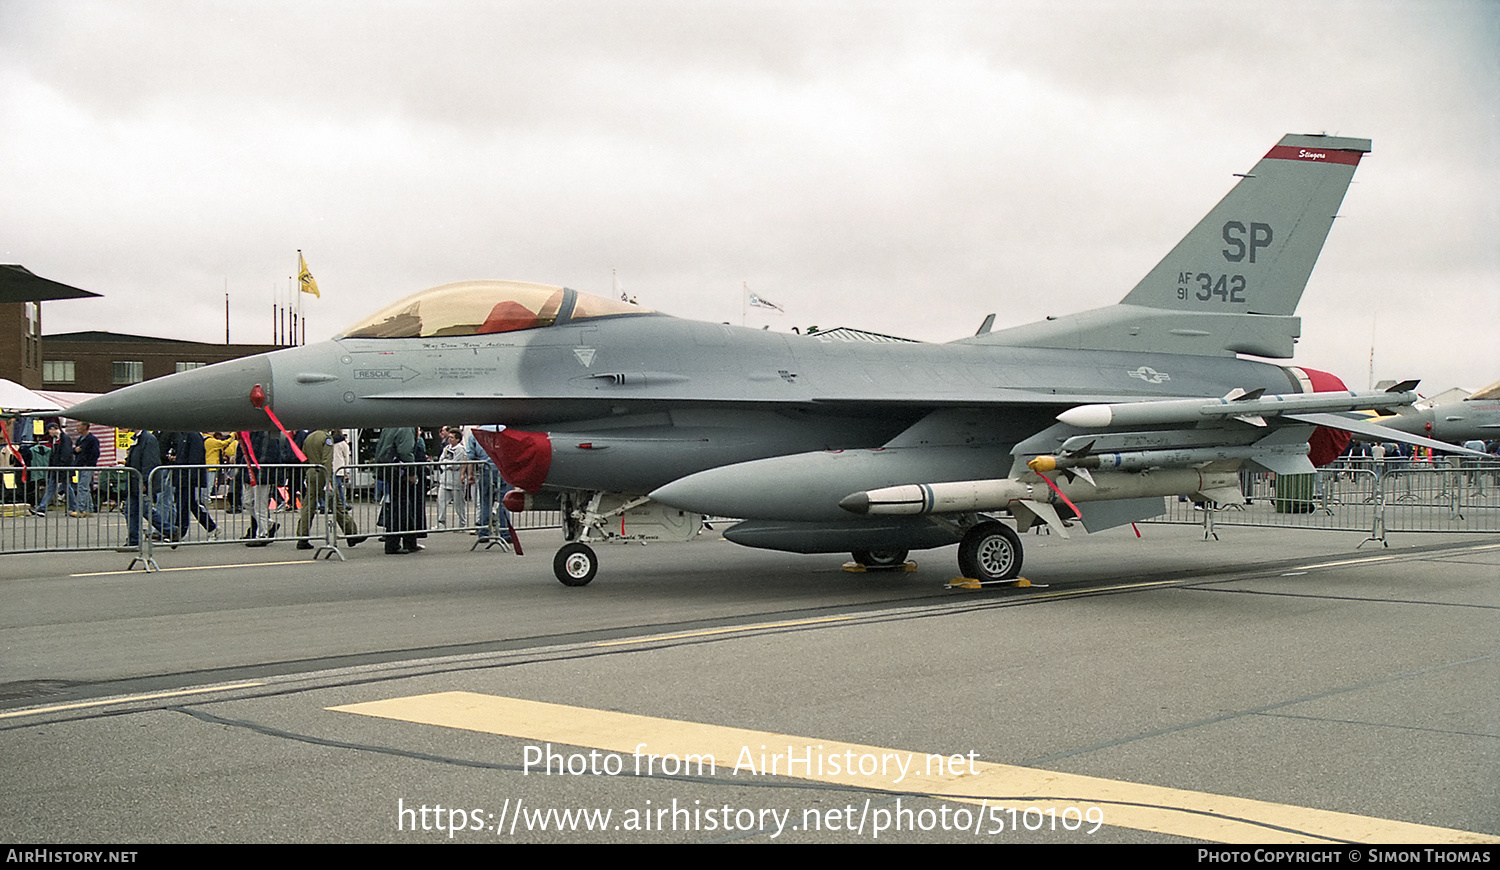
[{"x1": 296, "y1": 250, "x2": 304, "y2": 346}]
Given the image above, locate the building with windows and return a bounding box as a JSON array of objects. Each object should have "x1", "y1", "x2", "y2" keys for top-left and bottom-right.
[
  {"x1": 2, "y1": 264, "x2": 283, "y2": 395},
  {"x1": 37, "y1": 331, "x2": 281, "y2": 394}
]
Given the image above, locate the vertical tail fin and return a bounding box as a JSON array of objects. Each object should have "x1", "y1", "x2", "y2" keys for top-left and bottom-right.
[
  {"x1": 977, "y1": 134, "x2": 1371, "y2": 358},
  {"x1": 1121, "y1": 133, "x2": 1371, "y2": 317}
]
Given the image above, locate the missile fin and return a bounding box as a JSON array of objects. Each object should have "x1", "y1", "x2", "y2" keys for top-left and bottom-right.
[
  {"x1": 1247, "y1": 453, "x2": 1316, "y2": 476},
  {"x1": 1012, "y1": 499, "x2": 1071, "y2": 539},
  {"x1": 1196, "y1": 484, "x2": 1244, "y2": 507}
]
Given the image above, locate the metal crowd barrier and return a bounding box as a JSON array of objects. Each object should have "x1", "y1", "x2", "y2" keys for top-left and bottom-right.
[
  {"x1": 329, "y1": 460, "x2": 560, "y2": 555},
  {"x1": 7, "y1": 457, "x2": 1493, "y2": 567},
  {"x1": 1, "y1": 460, "x2": 559, "y2": 569},
  {"x1": 0, "y1": 465, "x2": 144, "y2": 556},
  {"x1": 1145, "y1": 461, "x2": 1500, "y2": 544}
]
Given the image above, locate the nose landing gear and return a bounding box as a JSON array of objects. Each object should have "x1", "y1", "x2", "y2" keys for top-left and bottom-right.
[{"x1": 553, "y1": 542, "x2": 599, "y2": 586}]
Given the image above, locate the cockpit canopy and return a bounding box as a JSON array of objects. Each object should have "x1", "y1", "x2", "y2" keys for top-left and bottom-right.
[
  {"x1": 1468, "y1": 379, "x2": 1500, "y2": 401},
  {"x1": 337, "y1": 280, "x2": 655, "y2": 339}
]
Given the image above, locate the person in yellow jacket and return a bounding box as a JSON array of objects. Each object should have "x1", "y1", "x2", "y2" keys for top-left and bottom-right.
[
  {"x1": 295, "y1": 428, "x2": 364, "y2": 549},
  {"x1": 204, "y1": 432, "x2": 235, "y2": 466},
  {"x1": 204, "y1": 432, "x2": 236, "y2": 502}
]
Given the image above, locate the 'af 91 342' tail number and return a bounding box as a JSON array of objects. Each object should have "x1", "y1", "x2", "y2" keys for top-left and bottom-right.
[{"x1": 1177, "y1": 272, "x2": 1246, "y2": 303}]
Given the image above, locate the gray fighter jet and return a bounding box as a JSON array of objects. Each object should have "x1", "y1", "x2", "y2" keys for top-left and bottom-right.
[
  {"x1": 1375, "y1": 381, "x2": 1500, "y2": 445},
  {"x1": 71, "y1": 134, "x2": 1482, "y2": 585}
]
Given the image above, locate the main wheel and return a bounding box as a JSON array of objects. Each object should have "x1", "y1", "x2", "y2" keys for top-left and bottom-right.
[
  {"x1": 553, "y1": 542, "x2": 598, "y2": 586},
  {"x1": 957, "y1": 522, "x2": 1022, "y2": 582},
  {"x1": 851, "y1": 548, "x2": 909, "y2": 569}
]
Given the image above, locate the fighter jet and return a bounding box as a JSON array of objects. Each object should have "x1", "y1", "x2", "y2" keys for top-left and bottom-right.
[
  {"x1": 1375, "y1": 380, "x2": 1500, "y2": 445},
  {"x1": 71, "y1": 134, "x2": 1482, "y2": 586}
]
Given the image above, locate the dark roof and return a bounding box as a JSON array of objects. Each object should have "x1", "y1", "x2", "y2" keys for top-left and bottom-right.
[
  {"x1": 0, "y1": 265, "x2": 101, "y2": 303},
  {"x1": 44, "y1": 330, "x2": 259, "y2": 348}
]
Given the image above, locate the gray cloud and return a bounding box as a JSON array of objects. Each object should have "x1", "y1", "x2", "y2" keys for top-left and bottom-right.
[{"x1": 3, "y1": 0, "x2": 1495, "y2": 392}]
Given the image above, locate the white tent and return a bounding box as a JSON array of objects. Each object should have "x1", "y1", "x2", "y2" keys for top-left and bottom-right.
[{"x1": 0, "y1": 379, "x2": 64, "y2": 415}]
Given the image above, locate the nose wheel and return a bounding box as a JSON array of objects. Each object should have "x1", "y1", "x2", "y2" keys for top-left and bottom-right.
[
  {"x1": 957, "y1": 521, "x2": 1023, "y2": 582},
  {"x1": 553, "y1": 542, "x2": 598, "y2": 586}
]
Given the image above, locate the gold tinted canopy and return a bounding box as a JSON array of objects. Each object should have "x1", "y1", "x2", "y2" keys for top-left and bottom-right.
[
  {"x1": 338, "y1": 280, "x2": 653, "y2": 339},
  {"x1": 1468, "y1": 380, "x2": 1500, "y2": 401}
]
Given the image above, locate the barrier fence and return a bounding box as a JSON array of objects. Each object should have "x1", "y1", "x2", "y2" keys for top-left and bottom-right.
[
  {"x1": 4, "y1": 458, "x2": 1496, "y2": 568},
  {"x1": 1, "y1": 460, "x2": 560, "y2": 569},
  {"x1": 0, "y1": 466, "x2": 143, "y2": 555},
  {"x1": 1145, "y1": 459, "x2": 1500, "y2": 543}
]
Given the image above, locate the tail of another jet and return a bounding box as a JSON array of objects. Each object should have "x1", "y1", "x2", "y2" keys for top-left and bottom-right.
[{"x1": 974, "y1": 133, "x2": 1371, "y2": 358}]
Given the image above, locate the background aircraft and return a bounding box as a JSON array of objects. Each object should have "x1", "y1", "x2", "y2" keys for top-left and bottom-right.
[
  {"x1": 1375, "y1": 381, "x2": 1500, "y2": 445},
  {"x1": 71, "y1": 134, "x2": 1481, "y2": 585}
]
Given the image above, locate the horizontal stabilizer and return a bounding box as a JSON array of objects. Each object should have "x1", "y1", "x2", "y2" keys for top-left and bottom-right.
[{"x1": 1284, "y1": 413, "x2": 1492, "y2": 458}]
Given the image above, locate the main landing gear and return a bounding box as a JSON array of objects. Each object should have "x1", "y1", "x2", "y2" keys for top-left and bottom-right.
[
  {"x1": 957, "y1": 521, "x2": 1023, "y2": 582},
  {"x1": 850, "y1": 548, "x2": 909, "y2": 569}
]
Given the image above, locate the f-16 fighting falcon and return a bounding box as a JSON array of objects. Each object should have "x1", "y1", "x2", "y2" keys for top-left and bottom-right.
[
  {"x1": 1375, "y1": 380, "x2": 1500, "y2": 445},
  {"x1": 71, "y1": 134, "x2": 1484, "y2": 586}
]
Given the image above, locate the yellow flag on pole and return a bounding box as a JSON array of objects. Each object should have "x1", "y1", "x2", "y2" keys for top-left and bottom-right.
[{"x1": 297, "y1": 251, "x2": 320, "y2": 298}]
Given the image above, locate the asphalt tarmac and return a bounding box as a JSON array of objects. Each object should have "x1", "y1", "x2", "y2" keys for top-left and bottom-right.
[{"x1": 1, "y1": 523, "x2": 1497, "y2": 844}]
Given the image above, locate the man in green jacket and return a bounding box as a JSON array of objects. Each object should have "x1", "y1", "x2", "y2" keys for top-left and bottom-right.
[
  {"x1": 296, "y1": 428, "x2": 363, "y2": 549},
  {"x1": 374, "y1": 426, "x2": 423, "y2": 554}
]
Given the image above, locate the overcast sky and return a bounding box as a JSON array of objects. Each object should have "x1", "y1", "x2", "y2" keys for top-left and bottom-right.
[{"x1": 3, "y1": 0, "x2": 1495, "y2": 394}]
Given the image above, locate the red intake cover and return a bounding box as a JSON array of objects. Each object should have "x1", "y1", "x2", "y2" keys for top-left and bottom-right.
[
  {"x1": 1298, "y1": 368, "x2": 1353, "y2": 466},
  {"x1": 472, "y1": 427, "x2": 552, "y2": 493}
]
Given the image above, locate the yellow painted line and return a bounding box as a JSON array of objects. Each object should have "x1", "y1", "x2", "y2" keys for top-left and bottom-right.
[
  {"x1": 330, "y1": 691, "x2": 1497, "y2": 844},
  {"x1": 591, "y1": 615, "x2": 858, "y2": 647},
  {"x1": 71, "y1": 560, "x2": 308, "y2": 578},
  {"x1": 0, "y1": 681, "x2": 265, "y2": 719}
]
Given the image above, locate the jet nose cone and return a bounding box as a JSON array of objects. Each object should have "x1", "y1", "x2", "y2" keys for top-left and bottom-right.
[{"x1": 68, "y1": 354, "x2": 274, "y2": 431}]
